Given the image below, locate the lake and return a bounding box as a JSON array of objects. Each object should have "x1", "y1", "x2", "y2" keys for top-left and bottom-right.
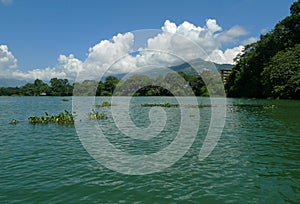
[{"x1": 0, "y1": 96, "x2": 299, "y2": 203}]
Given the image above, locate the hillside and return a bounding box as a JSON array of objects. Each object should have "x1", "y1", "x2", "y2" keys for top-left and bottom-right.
[{"x1": 225, "y1": 0, "x2": 300, "y2": 99}]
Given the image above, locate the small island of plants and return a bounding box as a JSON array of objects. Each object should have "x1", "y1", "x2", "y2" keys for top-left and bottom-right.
[
  {"x1": 141, "y1": 103, "x2": 179, "y2": 108},
  {"x1": 28, "y1": 110, "x2": 107, "y2": 125},
  {"x1": 95, "y1": 101, "x2": 116, "y2": 108},
  {"x1": 28, "y1": 110, "x2": 74, "y2": 125},
  {"x1": 88, "y1": 110, "x2": 107, "y2": 120}
]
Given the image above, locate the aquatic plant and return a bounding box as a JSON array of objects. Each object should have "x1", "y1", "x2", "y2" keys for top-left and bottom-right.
[
  {"x1": 28, "y1": 110, "x2": 74, "y2": 125},
  {"x1": 263, "y1": 104, "x2": 276, "y2": 110},
  {"x1": 9, "y1": 119, "x2": 19, "y2": 125},
  {"x1": 185, "y1": 104, "x2": 212, "y2": 108},
  {"x1": 141, "y1": 103, "x2": 179, "y2": 108},
  {"x1": 88, "y1": 110, "x2": 107, "y2": 120},
  {"x1": 95, "y1": 101, "x2": 116, "y2": 108}
]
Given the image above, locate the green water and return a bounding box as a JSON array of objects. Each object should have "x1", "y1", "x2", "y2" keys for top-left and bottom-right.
[{"x1": 0, "y1": 96, "x2": 299, "y2": 203}]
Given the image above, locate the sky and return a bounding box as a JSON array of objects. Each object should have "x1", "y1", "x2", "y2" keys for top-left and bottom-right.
[{"x1": 0, "y1": 0, "x2": 295, "y2": 81}]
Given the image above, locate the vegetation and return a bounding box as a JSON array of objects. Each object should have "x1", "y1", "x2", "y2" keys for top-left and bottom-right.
[
  {"x1": 95, "y1": 101, "x2": 116, "y2": 108},
  {"x1": 0, "y1": 78, "x2": 73, "y2": 96},
  {"x1": 9, "y1": 119, "x2": 19, "y2": 125},
  {"x1": 0, "y1": 71, "x2": 224, "y2": 97},
  {"x1": 28, "y1": 110, "x2": 74, "y2": 125},
  {"x1": 87, "y1": 110, "x2": 107, "y2": 120},
  {"x1": 141, "y1": 103, "x2": 179, "y2": 108},
  {"x1": 226, "y1": 0, "x2": 300, "y2": 99},
  {"x1": 140, "y1": 103, "x2": 213, "y2": 108},
  {"x1": 28, "y1": 109, "x2": 108, "y2": 124},
  {"x1": 185, "y1": 104, "x2": 211, "y2": 108}
]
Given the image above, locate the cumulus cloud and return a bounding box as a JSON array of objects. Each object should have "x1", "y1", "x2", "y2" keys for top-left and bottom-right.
[
  {"x1": 0, "y1": 19, "x2": 254, "y2": 81},
  {"x1": 207, "y1": 46, "x2": 244, "y2": 64},
  {"x1": 0, "y1": 45, "x2": 18, "y2": 78}
]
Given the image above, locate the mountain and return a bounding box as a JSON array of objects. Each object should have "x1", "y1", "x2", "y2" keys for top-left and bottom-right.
[
  {"x1": 112, "y1": 59, "x2": 233, "y2": 79},
  {"x1": 169, "y1": 58, "x2": 233, "y2": 74},
  {"x1": 0, "y1": 78, "x2": 29, "y2": 87}
]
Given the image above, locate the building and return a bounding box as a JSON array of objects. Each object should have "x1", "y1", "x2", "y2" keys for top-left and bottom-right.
[{"x1": 220, "y1": 69, "x2": 232, "y2": 84}]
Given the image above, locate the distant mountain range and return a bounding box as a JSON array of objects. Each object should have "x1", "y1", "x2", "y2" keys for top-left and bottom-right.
[
  {"x1": 116, "y1": 58, "x2": 234, "y2": 79},
  {"x1": 169, "y1": 58, "x2": 233, "y2": 74},
  {"x1": 0, "y1": 78, "x2": 30, "y2": 87},
  {"x1": 0, "y1": 59, "x2": 233, "y2": 87}
]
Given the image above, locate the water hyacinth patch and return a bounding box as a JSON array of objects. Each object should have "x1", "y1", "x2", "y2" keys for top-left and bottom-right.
[
  {"x1": 141, "y1": 103, "x2": 179, "y2": 108},
  {"x1": 87, "y1": 110, "x2": 108, "y2": 120},
  {"x1": 28, "y1": 110, "x2": 74, "y2": 125},
  {"x1": 95, "y1": 101, "x2": 116, "y2": 108}
]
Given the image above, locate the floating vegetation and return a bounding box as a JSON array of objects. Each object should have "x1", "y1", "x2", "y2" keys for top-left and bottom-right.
[
  {"x1": 141, "y1": 103, "x2": 179, "y2": 108},
  {"x1": 28, "y1": 110, "x2": 74, "y2": 125},
  {"x1": 9, "y1": 119, "x2": 19, "y2": 125},
  {"x1": 95, "y1": 101, "x2": 116, "y2": 108},
  {"x1": 231, "y1": 103, "x2": 264, "y2": 108},
  {"x1": 88, "y1": 110, "x2": 107, "y2": 120},
  {"x1": 185, "y1": 104, "x2": 212, "y2": 108},
  {"x1": 62, "y1": 98, "x2": 70, "y2": 102},
  {"x1": 230, "y1": 103, "x2": 277, "y2": 109},
  {"x1": 263, "y1": 104, "x2": 276, "y2": 110}
]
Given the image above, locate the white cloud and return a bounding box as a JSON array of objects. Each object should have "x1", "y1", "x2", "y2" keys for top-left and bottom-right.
[
  {"x1": 0, "y1": 19, "x2": 253, "y2": 81},
  {"x1": 207, "y1": 45, "x2": 244, "y2": 64},
  {"x1": 86, "y1": 33, "x2": 134, "y2": 64},
  {"x1": 0, "y1": 45, "x2": 18, "y2": 78},
  {"x1": 241, "y1": 37, "x2": 258, "y2": 45},
  {"x1": 206, "y1": 19, "x2": 222, "y2": 33},
  {"x1": 8, "y1": 54, "x2": 83, "y2": 81},
  {"x1": 216, "y1": 26, "x2": 248, "y2": 43},
  {"x1": 135, "y1": 19, "x2": 246, "y2": 67}
]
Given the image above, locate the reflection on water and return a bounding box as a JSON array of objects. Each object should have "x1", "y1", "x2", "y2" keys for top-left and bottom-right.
[{"x1": 0, "y1": 96, "x2": 299, "y2": 203}]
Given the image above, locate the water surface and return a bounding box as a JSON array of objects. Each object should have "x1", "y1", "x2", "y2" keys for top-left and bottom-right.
[{"x1": 0, "y1": 97, "x2": 299, "y2": 203}]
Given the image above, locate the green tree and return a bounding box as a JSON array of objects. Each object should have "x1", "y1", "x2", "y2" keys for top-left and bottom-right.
[
  {"x1": 103, "y1": 76, "x2": 120, "y2": 95},
  {"x1": 114, "y1": 75, "x2": 152, "y2": 96},
  {"x1": 49, "y1": 78, "x2": 72, "y2": 96},
  {"x1": 73, "y1": 80, "x2": 98, "y2": 96},
  {"x1": 33, "y1": 79, "x2": 49, "y2": 95},
  {"x1": 262, "y1": 44, "x2": 300, "y2": 99},
  {"x1": 226, "y1": 0, "x2": 300, "y2": 99}
]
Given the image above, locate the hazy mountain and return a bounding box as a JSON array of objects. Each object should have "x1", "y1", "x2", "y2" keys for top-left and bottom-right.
[
  {"x1": 0, "y1": 78, "x2": 29, "y2": 87},
  {"x1": 169, "y1": 58, "x2": 233, "y2": 74},
  {"x1": 0, "y1": 59, "x2": 233, "y2": 87}
]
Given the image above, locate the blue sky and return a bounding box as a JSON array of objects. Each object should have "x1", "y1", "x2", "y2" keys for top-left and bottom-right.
[{"x1": 0, "y1": 0, "x2": 295, "y2": 80}]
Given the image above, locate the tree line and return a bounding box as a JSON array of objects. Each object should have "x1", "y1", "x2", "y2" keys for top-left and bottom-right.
[
  {"x1": 0, "y1": 71, "x2": 224, "y2": 97},
  {"x1": 225, "y1": 0, "x2": 300, "y2": 99}
]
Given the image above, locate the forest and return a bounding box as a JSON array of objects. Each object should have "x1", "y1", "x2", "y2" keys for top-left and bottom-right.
[
  {"x1": 225, "y1": 0, "x2": 300, "y2": 99},
  {"x1": 0, "y1": 71, "x2": 224, "y2": 97}
]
